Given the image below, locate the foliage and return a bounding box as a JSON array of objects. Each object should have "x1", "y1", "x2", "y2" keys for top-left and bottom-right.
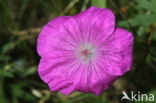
[{"x1": 0, "y1": 0, "x2": 156, "y2": 103}]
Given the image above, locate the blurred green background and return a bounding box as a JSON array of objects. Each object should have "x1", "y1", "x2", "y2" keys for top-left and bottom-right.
[{"x1": 0, "y1": 0, "x2": 156, "y2": 103}]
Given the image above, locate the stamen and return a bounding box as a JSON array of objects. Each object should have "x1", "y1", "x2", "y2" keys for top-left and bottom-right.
[
  {"x1": 76, "y1": 42, "x2": 97, "y2": 63},
  {"x1": 81, "y1": 49, "x2": 90, "y2": 55}
]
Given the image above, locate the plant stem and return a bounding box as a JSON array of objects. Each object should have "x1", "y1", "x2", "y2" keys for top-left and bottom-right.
[{"x1": 91, "y1": 0, "x2": 107, "y2": 8}]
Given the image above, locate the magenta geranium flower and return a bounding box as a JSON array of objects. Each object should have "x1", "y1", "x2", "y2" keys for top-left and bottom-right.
[{"x1": 37, "y1": 6, "x2": 134, "y2": 95}]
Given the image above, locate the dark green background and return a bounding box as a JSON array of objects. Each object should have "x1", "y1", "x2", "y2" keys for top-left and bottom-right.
[{"x1": 0, "y1": 0, "x2": 156, "y2": 103}]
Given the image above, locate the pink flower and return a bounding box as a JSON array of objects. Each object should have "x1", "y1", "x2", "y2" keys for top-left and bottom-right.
[{"x1": 37, "y1": 6, "x2": 134, "y2": 95}]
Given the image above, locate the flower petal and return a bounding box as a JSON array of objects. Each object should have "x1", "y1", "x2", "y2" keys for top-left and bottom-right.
[
  {"x1": 38, "y1": 56, "x2": 81, "y2": 94},
  {"x1": 73, "y1": 64, "x2": 92, "y2": 93},
  {"x1": 74, "y1": 6, "x2": 115, "y2": 43},
  {"x1": 89, "y1": 63, "x2": 118, "y2": 95},
  {"x1": 38, "y1": 56, "x2": 75, "y2": 83},
  {"x1": 98, "y1": 28, "x2": 134, "y2": 75},
  {"x1": 37, "y1": 6, "x2": 133, "y2": 95},
  {"x1": 70, "y1": 62, "x2": 118, "y2": 95},
  {"x1": 37, "y1": 16, "x2": 81, "y2": 57}
]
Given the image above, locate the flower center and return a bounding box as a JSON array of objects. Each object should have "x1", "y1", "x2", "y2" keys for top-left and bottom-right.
[
  {"x1": 76, "y1": 43, "x2": 97, "y2": 64},
  {"x1": 81, "y1": 49, "x2": 90, "y2": 56}
]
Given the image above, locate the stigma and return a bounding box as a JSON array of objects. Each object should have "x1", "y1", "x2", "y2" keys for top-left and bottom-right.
[{"x1": 75, "y1": 42, "x2": 97, "y2": 64}]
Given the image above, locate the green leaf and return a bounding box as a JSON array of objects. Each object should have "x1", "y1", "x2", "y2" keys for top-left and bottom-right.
[
  {"x1": 152, "y1": 31, "x2": 156, "y2": 41},
  {"x1": 137, "y1": 26, "x2": 146, "y2": 36},
  {"x1": 0, "y1": 69, "x2": 13, "y2": 78},
  {"x1": 137, "y1": 0, "x2": 156, "y2": 12},
  {"x1": 119, "y1": 14, "x2": 156, "y2": 27},
  {"x1": 25, "y1": 66, "x2": 37, "y2": 76},
  {"x1": 19, "y1": 0, "x2": 30, "y2": 20},
  {"x1": 0, "y1": 69, "x2": 8, "y2": 103},
  {"x1": 1, "y1": 42, "x2": 15, "y2": 54}
]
